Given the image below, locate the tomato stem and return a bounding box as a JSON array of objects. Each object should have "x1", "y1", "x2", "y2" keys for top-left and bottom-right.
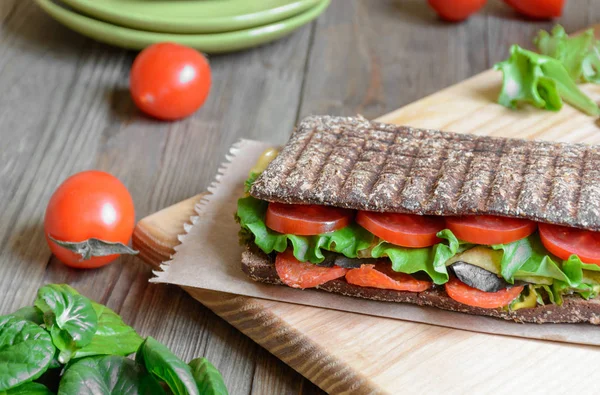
[{"x1": 48, "y1": 235, "x2": 138, "y2": 261}]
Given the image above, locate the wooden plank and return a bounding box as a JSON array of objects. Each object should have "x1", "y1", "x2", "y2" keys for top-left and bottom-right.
[
  {"x1": 298, "y1": 0, "x2": 486, "y2": 118},
  {"x1": 3, "y1": 0, "x2": 600, "y2": 393},
  {"x1": 0, "y1": 2, "x2": 316, "y2": 393},
  {"x1": 133, "y1": 10, "x2": 600, "y2": 395}
]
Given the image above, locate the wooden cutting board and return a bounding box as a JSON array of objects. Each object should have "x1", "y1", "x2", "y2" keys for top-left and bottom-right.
[{"x1": 133, "y1": 66, "x2": 600, "y2": 394}]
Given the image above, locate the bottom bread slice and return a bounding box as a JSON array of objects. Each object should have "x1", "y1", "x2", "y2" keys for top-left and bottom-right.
[{"x1": 241, "y1": 245, "x2": 600, "y2": 325}]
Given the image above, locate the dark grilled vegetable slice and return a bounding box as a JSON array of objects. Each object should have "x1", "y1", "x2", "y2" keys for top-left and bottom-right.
[
  {"x1": 451, "y1": 261, "x2": 511, "y2": 293},
  {"x1": 317, "y1": 252, "x2": 378, "y2": 269}
]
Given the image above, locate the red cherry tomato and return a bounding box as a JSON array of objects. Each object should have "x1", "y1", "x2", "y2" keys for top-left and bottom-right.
[
  {"x1": 445, "y1": 277, "x2": 524, "y2": 308},
  {"x1": 275, "y1": 250, "x2": 348, "y2": 289},
  {"x1": 266, "y1": 203, "x2": 353, "y2": 236},
  {"x1": 130, "y1": 43, "x2": 211, "y2": 121},
  {"x1": 445, "y1": 215, "x2": 537, "y2": 245},
  {"x1": 428, "y1": 0, "x2": 487, "y2": 22},
  {"x1": 346, "y1": 263, "x2": 432, "y2": 292},
  {"x1": 504, "y1": 0, "x2": 563, "y2": 19},
  {"x1": 356, "y1": 211, "x2": 445, "y2": 248},
  {"x1": 44, "y1": 171, "x2": 135, "y2": 269},
  {"x1": 539, "y1": 223, "x2": 600, "y2": 265}
]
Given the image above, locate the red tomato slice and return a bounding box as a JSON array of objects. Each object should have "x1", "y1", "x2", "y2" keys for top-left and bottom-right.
[
  {"x1": 445, "y1": 277, "x2": 524, "y2": 309},
  {"x1": 345, "y1": 263, "x2": 432, "y2": 292},
  {"x1": 445, "y1": 215, "x2": 537, "y2": 245},
  {"x1": 504, "y1": 0, "x2": 563, "y2": 19},
  {"x1": 275, "y1": 250, "x2": 348, "y2": 289},
  {"x1": 356, "y1": 211, "x2": 445, "y2": 248},
  {"x1": 266, "y1": 203, "x2": 353, "y2": 236},
  {"x1": 539, "y1": 223, "x2": 600, "y2": 265}
]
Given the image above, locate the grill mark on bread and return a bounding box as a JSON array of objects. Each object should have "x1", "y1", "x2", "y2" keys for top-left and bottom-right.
[
  {"x1": 546, "y1": 145, "x2": 586, "y2": 224},
  {"x1": 572, "y1": 147, "x2": 589, "y2": 225},
  {"x1": 481, "y1": 138, "x2": 508, "y2": 213},
  {"x1": 487, "y1": 142, "x2": 528, "y2": 216}
]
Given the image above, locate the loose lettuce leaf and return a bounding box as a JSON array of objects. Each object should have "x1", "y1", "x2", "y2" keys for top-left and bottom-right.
[
  {"x1": 581, "y1": 47, "x2": 600, "y2": 84},
  {"x1": 534, "y1": 25, "x2": 594, "y2": 82},
  {"x1": 237, "y1": 196, "x2": 374, "y2": 263},
  {"x1": 535, "y1": 25, "x2": 600, "y2": 83},
  {"x1": 371, "y1": 230, "x2": 463, "y2": 285},
  {"x1": 494, "y1": 45, "x2": 599, "y2": 116}
]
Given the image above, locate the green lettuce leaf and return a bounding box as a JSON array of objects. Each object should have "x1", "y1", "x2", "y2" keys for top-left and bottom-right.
[
  {"x1": 244, "y1": 172, "x2": 260, "y2": 194},
  {"x1": 534, "y1": 25, "x2": 594, "y2": 82},
  {"x1": 491, "y1": 234, "x2": 570, "y2": 284},
  {"x1": 581, "y1": 47, "x2": 600, "y2": 84},
  {"x1": 535, "y1": 25, "x2": 600, "y2": 84},
  {"x1": 237, "y1": 196, "x2": 374, "y2": 263},
  {"x1": 491, "y1": 235, "x2": 600, "y2": 303},
  {"x1": 562, "y1": 254, "x2": 600, "y2": 281},
  {"x1": 371, "y1": 230, "x2": 463, "y2": 285},
  {"x1": 494, "y1": 44, "x2": 599, "y2": 116},
  {"x1": 561, "y1": 255, "x2": 600, "y2": 299}
]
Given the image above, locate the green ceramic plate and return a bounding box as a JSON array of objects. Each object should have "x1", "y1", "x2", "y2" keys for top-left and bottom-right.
[
  {"x1": 35, "y1": 0, "x2": 329, "y2": 53},
  {"x1": 58, "y1": 0, "x2": 321, "y2": 34}
]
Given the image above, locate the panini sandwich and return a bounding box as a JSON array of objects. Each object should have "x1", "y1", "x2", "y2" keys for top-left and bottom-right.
[{"x1": 236, "y1": 115, "x2": 600, "y2": 324}]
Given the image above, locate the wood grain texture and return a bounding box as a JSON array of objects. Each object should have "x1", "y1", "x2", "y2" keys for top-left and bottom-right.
[
  {"x1": 0, "y1": 1, "x2": 317, "y2": 393},
  {"x1": 134, "y1": 12, "x2": 600, "y2": 395},
  {"x1": 3, "y1": 0, "x2": 600, "y2": 394}
]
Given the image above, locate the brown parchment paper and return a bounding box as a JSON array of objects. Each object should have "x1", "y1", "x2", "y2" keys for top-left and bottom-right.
[{"x1": 152, "y1": 139, "x2": 600, "y2": 346}]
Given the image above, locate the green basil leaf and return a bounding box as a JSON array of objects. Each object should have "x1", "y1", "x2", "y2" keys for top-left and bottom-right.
[
  {"x1": 0, "y1": 382, "x2": 53, "y2": 395},
  {"x1": 34, "y1": 284, "x2": 98, "y2": 363},
  {"x1": 48, "y1": 356, "x2": 61, "y2": 370},
  {"x1": 188, "y1": 358, "x2": 228, "y2": 395},
  {"x1": 11, "y1": 307, "x2": 43, "y2": 325},
  {"x1": 136, "y1": 337, "x2": 199, "y2": 395},
  {"x1": 57, "y1": 355, "x2": 164, "y2": 395},
  {"x1": 0, "y1": 316, "x2": 55, "y2": 391},
  {"x1": 72, "y1": 302, "x2": 143, "y2": 360}
]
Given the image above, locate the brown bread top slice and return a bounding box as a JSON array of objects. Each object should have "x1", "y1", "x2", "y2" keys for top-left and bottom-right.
[
  {"x1": 241, "y1": 245, "x2": 600, "y2": 325},
  {"x1": 250, "y1": 115, "x2": 600, "y2": 231}
]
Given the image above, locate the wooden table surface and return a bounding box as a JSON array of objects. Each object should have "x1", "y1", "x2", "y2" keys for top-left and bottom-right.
[{"x1": 1, "y1": 1, "x2": 599, "y2": 393}]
